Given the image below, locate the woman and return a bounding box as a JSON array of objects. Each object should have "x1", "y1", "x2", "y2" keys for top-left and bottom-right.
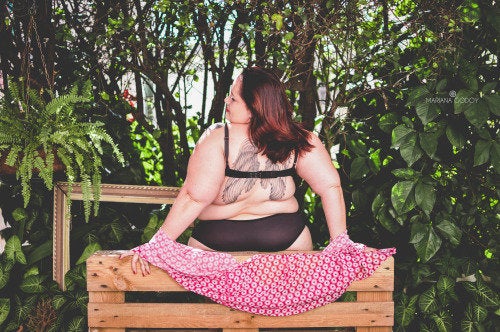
[{"x1": 123, "y1": 67, "x2": 347, "y2": 275}]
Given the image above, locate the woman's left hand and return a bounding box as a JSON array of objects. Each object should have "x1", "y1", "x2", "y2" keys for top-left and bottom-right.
[{"x1": 120, "y1": 250, "x2": 151, "y2": 276}]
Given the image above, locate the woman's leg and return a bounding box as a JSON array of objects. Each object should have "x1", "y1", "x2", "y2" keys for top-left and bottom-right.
[{"x1": 286, "y1": 226, "x2": 313, "y2": 251}]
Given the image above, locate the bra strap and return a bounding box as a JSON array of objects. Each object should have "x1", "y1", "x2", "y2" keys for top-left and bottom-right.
[{"x1": 224, "y1": 123, "x2": 229, "y2": 166}]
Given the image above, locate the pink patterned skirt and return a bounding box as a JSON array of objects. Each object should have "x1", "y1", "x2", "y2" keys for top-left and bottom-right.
[{"x1": 132, "y1": 229, "x2": 396, "y2": 316}]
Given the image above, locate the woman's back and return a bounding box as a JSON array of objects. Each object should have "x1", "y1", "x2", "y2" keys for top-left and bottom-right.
[{"x1": 197, "y1": 123, "x2": 299, "y2": 221}]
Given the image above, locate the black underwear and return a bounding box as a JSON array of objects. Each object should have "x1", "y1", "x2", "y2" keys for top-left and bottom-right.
[{"x1": 191, "y1": 212, "x2": 307, "y2": 251}]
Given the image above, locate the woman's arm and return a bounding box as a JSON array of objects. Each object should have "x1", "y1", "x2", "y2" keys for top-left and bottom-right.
[
  {"x1": 122, "y1": 125, "x2": 226, "y2": 274},
  {"x1": 296, "y1": 133, "x2": 346, "y2": 238},
  {"x1": 159, "y1": 125, "x2": 226, "y2": 240}
]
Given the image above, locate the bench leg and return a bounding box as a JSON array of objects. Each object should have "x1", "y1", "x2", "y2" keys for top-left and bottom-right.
[
  {"x1": 356, "y1": 291, "x2": 393, "y2": 332},
  {"x1": 88, "y1": 291, "x2": 125, "y2": 332}
]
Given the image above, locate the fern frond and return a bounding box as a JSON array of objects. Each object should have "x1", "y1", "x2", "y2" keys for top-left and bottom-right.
[
  {"x1": 92, "y1": 171, "x2": 101, "y2": 216},
  {"x1": 80, "y1": 174, "x2": 92, "y2": 222},
  {"x1": 5, "y1": 146, "x2": 22, "y2": 166},
  {"x1": 45, "y1": 94, "x2": 89, "y2": 115}
]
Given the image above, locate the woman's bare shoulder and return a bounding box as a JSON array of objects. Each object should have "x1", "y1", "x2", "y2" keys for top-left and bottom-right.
[{"x1": 196, "y1": 122, "x2": 225, "y2": 148}]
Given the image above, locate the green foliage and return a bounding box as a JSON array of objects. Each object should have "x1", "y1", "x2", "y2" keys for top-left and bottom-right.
[
  {"x1": 1, "y1": 0, "x2": 499, "y2": 331},
  {"x1": 0, "y1": 79, "x2": 125, "y2": 220}
]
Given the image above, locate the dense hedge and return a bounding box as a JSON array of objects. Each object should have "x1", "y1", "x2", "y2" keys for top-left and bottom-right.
[{"x1": 1, "y1": 0, "x2": 499, "y2": 331}]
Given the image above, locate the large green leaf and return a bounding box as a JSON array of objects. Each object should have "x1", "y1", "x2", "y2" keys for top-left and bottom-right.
[
  {"x1": 67, "y1": 316, "x2": 85, "y2": 332},
  {"x1": 395, "y1": 294, "x2": 418, "y2": 327},
  {"x1": 464, "y1": 99, "x2": 489, "y2": 128},
  {"x1": 378, "y1": 112, "x2": 399, "y2": 134},
  {"x1": 108, "y1": 221, "x2": 124, "y2": 242},
  {"x1": 484, "y1": 93, "x2": 500, "y2": 116},
  {"x1": 419, "y1": 285, "x2": 439, "y2": 313},
  {"x1": 435, "y1": 220, "x2": 462, "y2": 246},
  {"x1": 419, "y1": 131, "x2": 439, "y2": 159},
  {"x1": 406, "y1": 85, "x2": 431, "y2": 106},
  {"x1": 489, "y1": 141, "x2": 500, "y2": 173},
  {"x1": 66, "y1": 289, "x2": 88, "y2": 313},
  {"x1": 4, "y1": 235, "x2": 27, "y2": 264},
  {"x1": 76, "y1": 242, "x2": 102, "y2": 265},
  {"x1": 65, "y1": 265, "x2": 87, "y2": 291},
  {"x1": 463, "y1": 278, "x2": 499, "y2": 307},
  {"x1": 391, "y1": 168, "x2": 420, "y2": 180},
  {"x1": 391, "y1": 180, "x2": 416, "y2": 215},
  {"x1": 454, "y1": 89, "x2": 475, "y2": 114},
  {"x1": 431, "y1": 310, "x2": 452, "y2": 332},
  {"x1": 11, "y1": 207, "x2": 28, "y2": 222},
  {"x1": 0, "y1": 298, "x2": 10, "y2": 325},
  {"x1": 11, "y1": 295, "x2": 36, "y2": 325},
  {"x1": 0, "y1": 262, "x2": 12, "y2": 290},
  {"x1": 372, "y1": 193, "x2": 400, "y2": 233},
  {"x1": 347, "y1": 139, "x2": 368, "y2": 157},
  {"x1": 415, "y1": 181, "x2": 436, "y2": 216},
  {"x1": 464, "y1": 302, "x2": 488, "y2": 323},
  {"x1": 142, "y1": 214, "x2": 161, "y2": 242},
  {"x1": 52, "y1": 294, "x2": 67, "y2": 311},
  {"x1": 350, "y1": 157, "x2": 369, "y2": 180},
  {"x1": 413, "y1": 224, "x2": 442, "y2": 262},
  {"x1": 400, "y1": 131, "x2": 423, "y2": 166},
  {"x1": 436, "y1": 276, "x2": 458, "y2": 302},
  {"x1": 416, "y1": 102, "x2": 441, "y2": 126},
  {"x1": 437, "y1": 276, "x2": 455, "y2": 295},
  {"x1": 409, "y1": 221, "x2": 427, "y2": 244},
  {"x1": 473, "y1": 140, "x2": 492, "y2": 166},
  {"x1": 391, "y1": 124, "x2": 414, "y2": 148},
  {"x1": 20, "y1": 275, "x2": 47, "y2": 293},
  {"x1": 27, "y1": 239, "x2": 53, "y2": 265},
  {"x1": 445, "y1": 123, "x2": 465, "y2": 149}
]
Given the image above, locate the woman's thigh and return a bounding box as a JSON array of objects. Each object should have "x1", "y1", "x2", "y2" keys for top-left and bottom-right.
[{"x1": 286, "y1": 226, "x2": 313, "y2": 251}]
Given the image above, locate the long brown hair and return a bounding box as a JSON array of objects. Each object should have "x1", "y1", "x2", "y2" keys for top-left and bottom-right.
[{"x1": 240, "y1": 67, "x2": 312, "y2": 163}]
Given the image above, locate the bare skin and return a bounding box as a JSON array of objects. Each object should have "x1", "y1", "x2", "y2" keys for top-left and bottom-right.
[{"x1": 121, "y1": 77, "x2": 346, "y2": 276}]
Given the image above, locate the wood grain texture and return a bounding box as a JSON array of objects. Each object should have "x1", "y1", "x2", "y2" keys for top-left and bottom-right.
[
  {"x1": 87, "y1": 302, "x2": 394, "y2": 329},
  {"x1": 87, "y1": 252, "x2": 394, "y2": 292}
]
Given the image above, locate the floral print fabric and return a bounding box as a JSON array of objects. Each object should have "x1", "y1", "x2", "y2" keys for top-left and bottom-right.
[{"x1": 132, "y1": 229, "x2": 396, "y2": 316}]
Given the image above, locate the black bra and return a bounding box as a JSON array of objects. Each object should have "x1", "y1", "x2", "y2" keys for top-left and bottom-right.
[{"x1": 224, "y1": 124, "x2": 297, "y2": 178}]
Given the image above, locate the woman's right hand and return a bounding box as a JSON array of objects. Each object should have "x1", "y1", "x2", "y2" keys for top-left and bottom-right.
[{"x1": 119, "y1": 250, "x2": 151, "y2": 276}]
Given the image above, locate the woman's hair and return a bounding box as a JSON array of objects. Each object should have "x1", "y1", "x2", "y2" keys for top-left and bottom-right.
[{"x1": 239, "y1": 66, "x2": 313, "y2": 163}]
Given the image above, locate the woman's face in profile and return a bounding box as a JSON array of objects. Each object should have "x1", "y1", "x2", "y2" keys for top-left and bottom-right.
[{"x1": 224, "y1": 76, "x2": 252, "y2": 124}]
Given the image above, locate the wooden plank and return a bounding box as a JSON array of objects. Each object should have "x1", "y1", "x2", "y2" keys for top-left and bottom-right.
[
  {"x1": 87, "y1": 252, "x2": 394, "y2": 293},
  {"x1": 356, "y1": 292, "x2": 393, "y2": 332},
  {"x1": 88, "y1": 291, "x2": 126, "y2": 332},
  {"x1": 88, "y1": 291, "x2": 125, "y2": 303},
  {"x1": 223, "y1": 329, "x2": 259, "y2": 332},
  {"x1": 87, "y1": 302, "x2": 394, "y2": 329}
]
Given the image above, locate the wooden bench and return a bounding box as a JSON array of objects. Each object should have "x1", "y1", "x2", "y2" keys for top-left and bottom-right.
[{"x1": 87, "y1": 251, "x2": 394, "y2": 331}]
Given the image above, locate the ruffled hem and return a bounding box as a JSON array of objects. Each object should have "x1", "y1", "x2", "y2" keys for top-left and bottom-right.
[{"x1": 132, "y1": 229, "x2": 396, "y2": 316}]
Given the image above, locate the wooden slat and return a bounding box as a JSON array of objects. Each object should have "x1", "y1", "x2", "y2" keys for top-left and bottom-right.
[
  {"x1": 87, "y1": 302, "x2": 394, "y2": 329},
  {"x1": 88, "y1": 291, "x2": 125, "y2": 304},
  {"x1": 87, "y1": 251, "x2": 394, "y2": 292},
  {"x1": 356, "y1": 292, "x2": 393, "y2": 332}
]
